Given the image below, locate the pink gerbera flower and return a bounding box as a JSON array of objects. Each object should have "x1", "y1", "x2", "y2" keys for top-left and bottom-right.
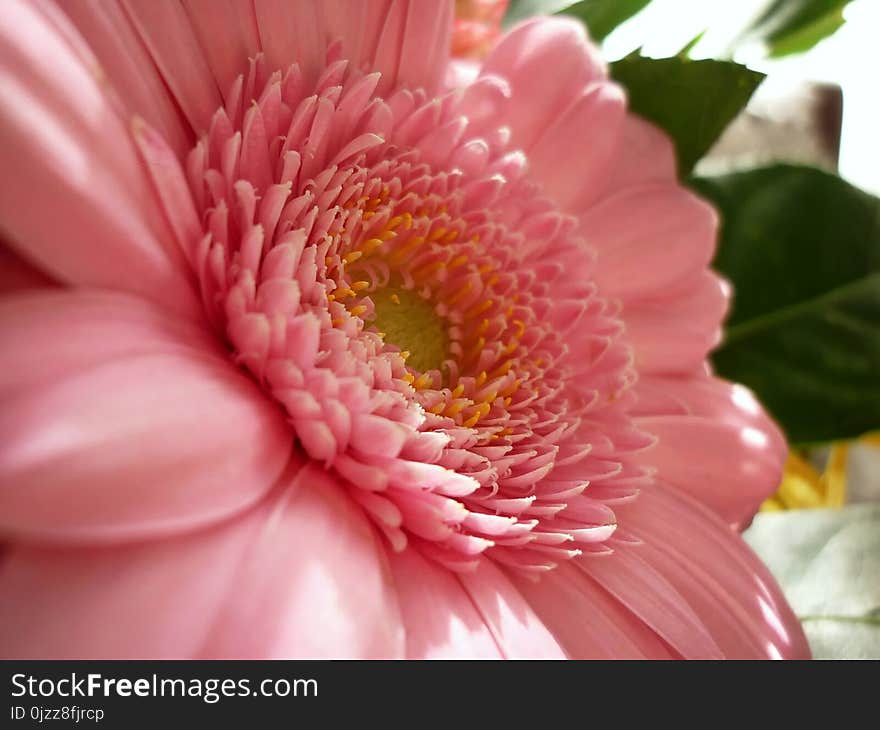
[{"x1": 0, "y1": 0, "x2": 809, "y2": 659}]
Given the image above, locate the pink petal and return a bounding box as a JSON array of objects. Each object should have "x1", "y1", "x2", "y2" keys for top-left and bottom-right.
[
  {"x1": 371, "y1": 0, "x2": 454, "y2": 95},
  {"x1": 58, "y1": 0, "x2": 191, "y2": 156},
  {"x1": 0, "y1": 506, "x2": 267, "y2": 658},
  {"x1": 181, "y1": 0, "x2": 261, "y2": 101},
  {"x1": 526, "y1": 80, "x2": 626, "y2": 213},
  {"x1": 624, "y1": 271, "x2": 730, "y2": 375},
  {"x1": 0, "y1": 0, "x2": 200, "y2": 318},
  {"x1": 510, "y1": 562, "x2": 677, "y2": 659},
  {"x1": 387, "y1": 547, "x2": 503, "y2": 658},
  {"x1": 579, "y1": 184, "x2": 717, "y2": 301},
  {"x1": 132, "y1": 117, "x2": 203, "y2": 268},
  {"x1": 633, "y1": 375, "x2": 787, "y2": 527},
  {"x1": 0, "y1": 289, "x2": 292, "y2": 542},
  {"x1": 0, "y1": 243, "x2": 55, "y2": 294},
  {"x1": 254, "y1": 0, "x2": 452, "y2": 94},
  {"x1": 457, "y1": 560, "x2": 567, "y2": 658},
  {"x1": 632, "y1": 416, "x2": 783, "y2": 529},
  {"x1": 198, "y1": 465, "x2": 405, "y2": 658},
  {"x1": 253, "y1": 0, "x2": 325, "y2": 84},
  {"x1": 638, "y1": 374, "x2": 788, "y2": 460},
  {"x1": 577, "y1": 548, "x2": 725, "y2": 659},
  {"x1": 614, "y1": 484, "x2": 810, "y2": 659},
  {"x1": 120, "y1": 0, "x2": 223, "y2": 134},
  {"x1": 480, "y1": 16, "x2": 607, "y2": 152},
  {"x1": 599, "y1": 114, "x2": 677, "y2": 198},
  {"x1": 0, "y1": 466, "x2": 404, "y2": 659}
]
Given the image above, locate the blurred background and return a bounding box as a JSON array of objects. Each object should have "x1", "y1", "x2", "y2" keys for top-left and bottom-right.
[{"x1": 603, "y1": 0, "x2": 880, "y2": 195}]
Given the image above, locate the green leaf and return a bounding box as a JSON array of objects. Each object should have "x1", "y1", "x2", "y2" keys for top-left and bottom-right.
[
  {"x1": 691, "y1": 165, "x2": 880, "y2": 444},
  {"x1": 746, "y1": 0, "x2": 854, "y2": 57},
  {"x1": 610, "y1": 56, "x2": 764, "y2": 175},
  {"x1": 557, "y1": 0, "x2": 652, "y2": 42},
  {"x1": 744, "y1": 505, "x2": 880, "y2": 659},
  {"x1": 504, "y1": 0, "x2": 651, "y2": 40}
]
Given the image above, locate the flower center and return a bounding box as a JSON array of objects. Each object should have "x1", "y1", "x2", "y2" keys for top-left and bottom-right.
[
  {"x1": 181, "y1": 51, "x2": 650, "y2": 573},
  {"x1": 369, "y1": 281, "x2": 449, "y2": 375}
]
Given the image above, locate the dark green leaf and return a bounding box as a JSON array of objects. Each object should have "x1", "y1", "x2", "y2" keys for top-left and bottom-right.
[
  {"x1": 557, "y1": 0, "x2": 652, "y2": 42},
  {"x1": 691, "y1": 165, "x2": 880, "y2": 444},
  {"x1": 746, "y1": 0, "x2": 854, "y2": 57},
  {"x1": 745, "y1": 505, "x2": 880, "y2": 659},
  {"x1": 610, "y1": 56, "x2": 764, "y2": 175}
]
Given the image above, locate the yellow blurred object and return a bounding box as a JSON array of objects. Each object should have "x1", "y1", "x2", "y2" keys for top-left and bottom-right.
[{"x1": 762, "y1": 442, "x2": 852, "y2": 511}]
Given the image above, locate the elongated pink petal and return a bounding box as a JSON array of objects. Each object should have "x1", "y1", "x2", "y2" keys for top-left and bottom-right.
[
  {"x1": 527, "y1": 80, "x2": 626, "y2": 212},
  {"x1": 181, "y1": 0, "x2": 261, "y2": 101},
  {"x1": 0, "y1": 0, "x2": 200, "y2": 318},
  {"x1": 599, "y1": 114, "x2": 678, "y2": 198},
  {"x1": 0, "y1": 507, "x2": 268, "y2": 658},
  {"x1": 480, "y1": 16, "x2": 607, "y2": 151},
  {"x1": 457, "y1": 560, "x2": 567, "y2": 658},
  {"x1": 579, "y1": 184, "x2": 717, "y2": 301},
  {"x1": 372, "y1": 0, "x2": 454, "y2": 94},
  {"x1": 388, "y1": 548, "x2": 504, "y2": 658},
  {"x1": 577, "y1": 548, "x2": 724, "y2": 659},
  {"x1": 633, "y1": 375, "x2": 787, "y2": 526},
  {"x1": 624, "y1": 271, "x2": 729, "y2": 375},
  {"x1": 636, "y1": 374, "x2": 789, "y2": 460},
  {"x1": 253, "y1": 0, "x2": 452, "y2": 94},
  {"x1": 0, "y1": 468, "x2": 403, "y2": 659},
  {"x1": 132, "y1": 117, "x2": 203, "y2": 267},
  {"x1": 0, "y1": 289, "x2": 218, "y2": 397},
  {"x1": 613, "y1": 484, "x2": 810, "y2": 659},
  {"x1": 632, "y1": 415, "x2": 782, "y2": 529},
  {"x1": 511, "y1": 562, "x2": 677, "y2": 659},
  {"x1": 58, "y1": 0, "x2": 191, "y2": 156},
  {"x1": 0, "y1": 290, "x2": 291, "y2": 542},
  {"x1": 120, "y1": 0, "x2": 223, "y2": 134},
  {"x1": 253, "y1": 0, "x2": 325, "y2": 83},
  {"x1": 198, "y1": 465, "x2": 405, "y2": 658}
]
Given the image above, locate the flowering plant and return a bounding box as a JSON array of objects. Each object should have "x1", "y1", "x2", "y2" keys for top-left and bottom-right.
[{"x1": 0, "y1": 0, "x2": 873, "y2": 660}]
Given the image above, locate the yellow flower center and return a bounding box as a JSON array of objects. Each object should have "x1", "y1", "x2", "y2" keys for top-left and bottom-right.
[{"x1": 370, "y1": 282, "x2": 450, "y2": 374}]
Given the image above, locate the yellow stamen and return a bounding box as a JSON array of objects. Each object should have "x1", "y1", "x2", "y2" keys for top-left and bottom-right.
[
  {"x1": 464, "y1": 299, "x2": 493, "y2": 319},
  {"x1": 463, "y1": 402, "x2": 491, "y2": 428},
  {"x1": 446, "y1": 281, "x2": 473, "y2": 306},
  {"x1": 444, "y1": 399, "x2": 469, "y2": 417},
  {"x1": 413, "y1": 373, "x2": 434, "y2": 390}
]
